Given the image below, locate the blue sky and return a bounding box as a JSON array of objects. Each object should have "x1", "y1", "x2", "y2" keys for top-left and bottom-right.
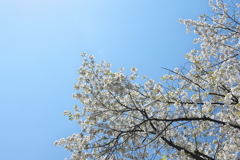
[{"x1": 0, "y1": 0, "x2": 211, "y2": 159}]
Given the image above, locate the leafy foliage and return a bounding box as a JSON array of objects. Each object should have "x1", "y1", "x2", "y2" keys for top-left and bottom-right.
[{"x1": 55, "y1": 0, "x2": 240, "y2": 159}]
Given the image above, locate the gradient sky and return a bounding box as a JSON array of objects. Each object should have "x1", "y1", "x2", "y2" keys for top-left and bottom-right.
[{"x1": 0, "y1": 0, "x2": 212, "y2": 159}]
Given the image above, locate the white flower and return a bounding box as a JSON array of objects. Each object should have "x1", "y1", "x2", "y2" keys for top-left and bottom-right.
[
  {"x1": 179, "y1": 18, "x2": 183, "y2": 23},
  {"x1": 81, "y1": 52, "x2": 87, "y2": 57},
  {"x1": 89, "y1": 55, "x2": 95, "y2": 59},
  {"x1": 118, "y1": 67, "x2": 124, "y2": 72},
  {"x1": 131, "y1": 67, "x2": 137, "y2": 72},
  {"x1": 141, "y1": 75, "x2": 147, "y2": 79}
]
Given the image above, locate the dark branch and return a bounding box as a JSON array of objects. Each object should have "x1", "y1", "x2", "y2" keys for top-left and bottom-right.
[
  {"x1": 161, "y1": 136, "x2": 214, "y2": 160},
  {"x1": 149, "y1": 117, "x2": 240, "y2": 130}
]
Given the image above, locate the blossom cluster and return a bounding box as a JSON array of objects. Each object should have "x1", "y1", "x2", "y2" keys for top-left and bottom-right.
[{"x1": 55, "y1": 0, "x2": 240, "y2": 159}]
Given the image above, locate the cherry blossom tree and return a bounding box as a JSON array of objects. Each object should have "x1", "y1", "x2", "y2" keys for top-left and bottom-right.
[{"x1": 55, "y1": 0, "x2": 240, "y2": 159}]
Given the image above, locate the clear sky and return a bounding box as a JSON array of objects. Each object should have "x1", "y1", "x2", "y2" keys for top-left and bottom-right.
[{"x1": 0, "y1": 0, "x2": 211, "y2": 159}]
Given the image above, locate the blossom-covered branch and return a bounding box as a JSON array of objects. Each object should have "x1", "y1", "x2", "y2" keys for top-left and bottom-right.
[{"x1": 55, "y1": 0, "x2": 240, "y2": 159}]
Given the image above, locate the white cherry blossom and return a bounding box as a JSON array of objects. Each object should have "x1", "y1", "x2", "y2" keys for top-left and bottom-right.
[{"x1": 55, "y1": 0, "x2": 240, "y2": 160}]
